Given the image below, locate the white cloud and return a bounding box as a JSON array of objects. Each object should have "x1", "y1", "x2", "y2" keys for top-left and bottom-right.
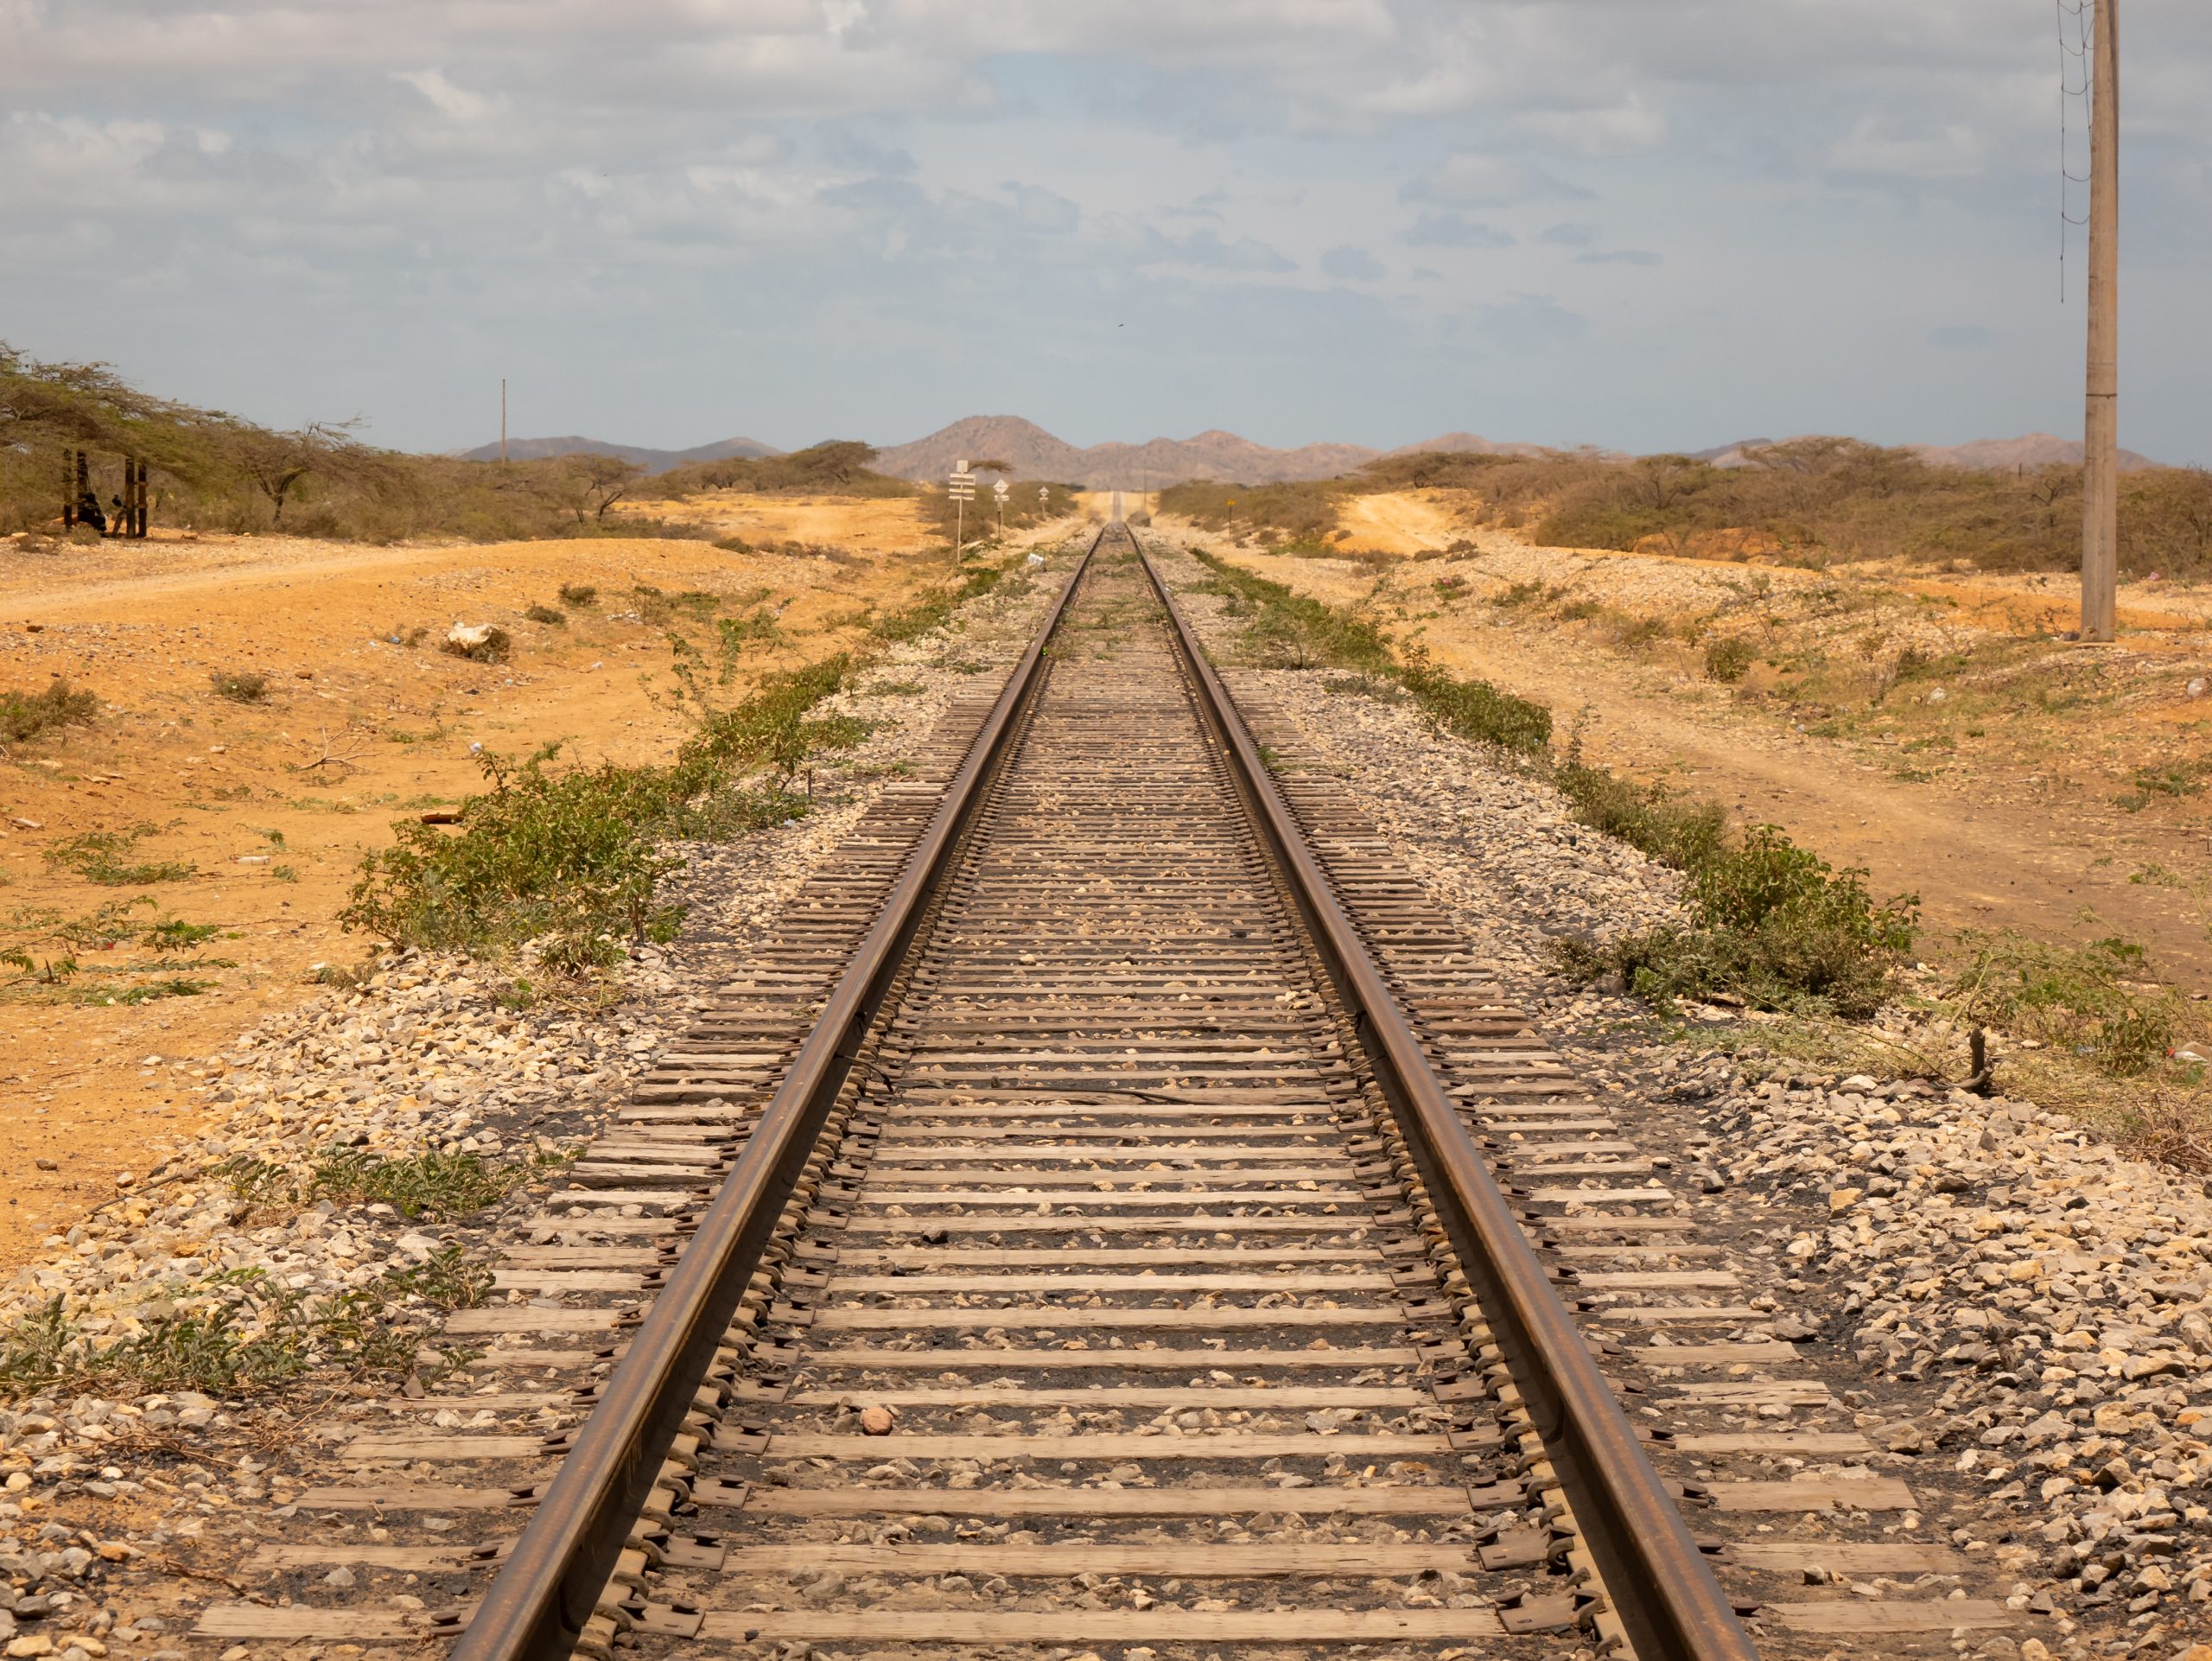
[
  {"x1": 0, "y1": 1, "x2": 2207, "y2": 460},
  {"x1": 395, "y1": 67, "x2": 499, "y2": 122}
]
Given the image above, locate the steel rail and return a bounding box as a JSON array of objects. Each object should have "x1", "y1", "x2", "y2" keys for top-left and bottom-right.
[
  {"x1": 449, "y1": 531, "x2": 1102, "y2": 1661},
  {"x1": 1135, "y1": 539, "x2": 1759, "y2": 1661}
]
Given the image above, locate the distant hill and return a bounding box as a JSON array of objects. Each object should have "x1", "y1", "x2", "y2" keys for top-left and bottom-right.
[
  {"x1": 457, "y1": 435, "x2": 782, "y2": 473},
  {"x1": 457, "y1": 424, "x2": 2171, "y2": 487},
  {"x1": 870, "y1": 417, "x2": 1383, "y2": 488}
]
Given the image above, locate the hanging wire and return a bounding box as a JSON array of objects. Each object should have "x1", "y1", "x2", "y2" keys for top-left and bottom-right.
[{"x1": 2056, "y1": 0, "x2": 2094, "y2": 301}]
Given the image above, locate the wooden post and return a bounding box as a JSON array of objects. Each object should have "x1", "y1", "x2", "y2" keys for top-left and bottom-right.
[
  {"x1": 61, "y1": 453, "x2": 75, "y2": 529},
  {"x1": 133, "y1": 458, "x2": 149, "y2": 538},
  {"x1": 73, "y1": 450, "x2": 89, "y2": 530},
  {"x1": 2080, "y1": 0, "x2": 2120, "y2": 642}
]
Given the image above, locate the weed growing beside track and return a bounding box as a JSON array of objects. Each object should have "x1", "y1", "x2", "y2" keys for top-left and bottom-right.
[
  {"x1": 1194, "y1": 550, "x2": 1552, "y2": 754},
  {"x1": 1184, "y1": 540, "x2": 2212, "y2": 1166},
  {"x1": 341, "y1": 557, "x2": 1022, "y2": 978},
  {"x1": 0, "y1": 1246, "x2": 492, "y2": 1397},
  {"x1": 1191, "y1": 546, "x2": 1916, "y2": 1015}
]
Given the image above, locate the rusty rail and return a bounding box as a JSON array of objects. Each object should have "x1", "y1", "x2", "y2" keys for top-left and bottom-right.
[
  {"x1": 447, "y1": 531, "x2": 1101, "y2": 1661},
  {"x1": 1135, "y1": 538, "x2": 1758, "y2": 1661}
]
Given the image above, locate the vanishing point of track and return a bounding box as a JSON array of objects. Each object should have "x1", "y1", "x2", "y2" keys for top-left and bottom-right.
[{"x1": 198, "y1": 526, "x2": 2021, "y2": 1659}]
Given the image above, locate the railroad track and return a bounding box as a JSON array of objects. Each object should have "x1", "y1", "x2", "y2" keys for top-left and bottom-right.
[{"x1": 197, "y1": 526, "x2": 2025, "y2": 1659}]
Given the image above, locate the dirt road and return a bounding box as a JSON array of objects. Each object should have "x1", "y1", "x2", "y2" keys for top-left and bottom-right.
[
  {"x1": 1220, "y1": 542, "x2": 2212, "y2": 1003},
  {"x1": 0, "y1": 507, "x2": 957, "y2": 1263}
]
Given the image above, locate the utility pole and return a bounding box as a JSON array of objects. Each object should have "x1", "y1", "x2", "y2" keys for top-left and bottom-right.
[
  {"x1": 500, "y1": 379, "x2": 508, "y2": 464},
  {"x1": 2080, "y1": 0, "x2": 2120, "y2": 642}
]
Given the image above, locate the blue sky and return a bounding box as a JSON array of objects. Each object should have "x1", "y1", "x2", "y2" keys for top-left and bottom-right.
[{"x1": 3, "y1": 1, "x2": 2208, "y2": 463}]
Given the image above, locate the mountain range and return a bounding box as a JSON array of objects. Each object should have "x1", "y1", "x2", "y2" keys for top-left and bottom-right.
[{"x1": 462, "y1": 420, "x2": 2162, "y2": 485}]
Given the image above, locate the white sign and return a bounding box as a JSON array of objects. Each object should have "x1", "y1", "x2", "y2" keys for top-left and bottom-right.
[
  {"x1": 949, "y1": 465, "x2": 976, "y2": 502},
  {"x1": 993, "y1": 479, "x2": 1009, "y2": 501}
]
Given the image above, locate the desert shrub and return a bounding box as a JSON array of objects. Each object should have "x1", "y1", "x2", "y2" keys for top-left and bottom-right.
[
  {"x1": 340, "y1": 557, "x2": 1017, "y2": 968},
  {"x1": 0, "y1": 678, "x2": 98, "y2": 743},
  {"x1": 557, "y1": 582, "x2": 599, "y2": 608},
  {"x1": 341, "y1": 742, "x2": 687, "y2": 966},
  {"x1": 0, "y1": 1245, "x2": 491, "y2": 1399},
  {"x1": 209, "y1": 670, "x2": 270, "y2": 703},
  {"x1": 1704, "y1": 639, "x2": 1756, "y2": 682},
  {"x1": 439, "y1": 626, "x2": 512, "y2": 664},
  {"x1": 44, "y1": 824, "x2": 194, "y2": 885},
  {"x1": 1159, "y1": 479, "x2": 1345, "y2": 542},
  {"x1": 682, "y1": 657, "x2": 867, "y2": 780},
  {"x1": 1194, "y1": 552, "x2": 1549, "y2": 753},
  {"x1": 523, "y1": 602, "x2": 565, "y2": 627},
  {"x1": 1560, "y1": 826, "x2": 1916, "y2": 1016},
  {"x1": 1945, "y1": 932, "x2": 2185, "y2": 1078},
  {"x1": 1553, "y1": 761, "x2": 1728, "y2": 871},
  {"x1": 658, "y1": 440, "x2": 918, "y2": 500},
  {"x1": 1488, "y1": 579, "x2": 1555, "y2": 608}
]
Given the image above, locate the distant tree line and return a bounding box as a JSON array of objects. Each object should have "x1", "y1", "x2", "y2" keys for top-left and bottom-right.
[
  {"x1": 1166, "y1": 438, "x2": 2212, "y2": 577},
  {"x1": 0, "y1": 345, "x2": 926, "y2": 545}
]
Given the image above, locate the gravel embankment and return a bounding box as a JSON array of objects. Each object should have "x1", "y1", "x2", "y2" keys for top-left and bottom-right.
[
  {"x1": 0, "y1": 547, "x2": 1072, "y2": 1658},
  {"x1": 1159, "y1": 543, "x2": 2212, "y2": 1656}
]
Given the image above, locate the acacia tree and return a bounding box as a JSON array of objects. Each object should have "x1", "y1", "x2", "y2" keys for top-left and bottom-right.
[
  {"x1": 565, "y1": 454, "x2": 644, "y2": 523},
  {"x1": 226, "y1": 419, "x2": 362, "y2": 525}
]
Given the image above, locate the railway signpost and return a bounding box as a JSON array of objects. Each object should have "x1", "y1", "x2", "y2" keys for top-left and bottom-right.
[
  {"x1": 949, "y1": 460, "x2": 976, "y2": 562},
  {"x1": 994, "y1": 475, "x2": 1009, "y2": 539}
]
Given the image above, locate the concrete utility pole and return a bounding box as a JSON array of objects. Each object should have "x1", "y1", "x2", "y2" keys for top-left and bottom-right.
[{"x1": 2080, "y1": 0, "x2": 2120, "y2": 642}]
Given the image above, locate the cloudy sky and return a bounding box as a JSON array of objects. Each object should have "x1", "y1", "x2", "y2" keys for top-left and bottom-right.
[{"x1": 4, "y1": 1, "x2": 2209, "y2": 462}]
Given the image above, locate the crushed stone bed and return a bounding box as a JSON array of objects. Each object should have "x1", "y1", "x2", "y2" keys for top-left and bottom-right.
[
  {"x1": 0, "y1": 546, "x2": 1072, "y2": 1654},
  {"x1": 1155, "y1": 539, "x2": 2212, "y2": 1658}
]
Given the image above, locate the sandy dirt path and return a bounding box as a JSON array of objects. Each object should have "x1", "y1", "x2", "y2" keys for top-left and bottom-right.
[
  {"x1": 0, "y1": 506, "x2": 981, "y2": 1263},
  {"x1": 1219, "y1": 544, "x2": 2212, "y2": 1006}
]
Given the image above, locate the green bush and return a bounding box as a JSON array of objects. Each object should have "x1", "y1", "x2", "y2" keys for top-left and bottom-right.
[
  {"x1": 1558, "y1": 826, "x2": 1916, "y2": 1016},
  {"x1": 1703, "y1": 638, "x2": 1756, "y2": 682},
  {"x1": 1193, "y1": 552, "x2": 1550, "y2": 754},
  {"x1": 44, "y1": 824, "x2": 194, "y2": 885},
  {"x1": 0, "y1": 678, "x2": 98, "y2": 743},
  {"x1": 522, "y1": 602, "x2": 565, "y2": 627},
  {"x1": 341, "y1": 743, "x2": 688, "y2": 965},
  {"x1": 1553, "y1": 760, "x2": 1728, "y2": 871},
  {"x1": 1157, "y1": 479, "x2": 1345, "y2": 541},
  {"x1": 1946, "y1": 932, "x2": 2183, "y2": 1078},
  {"x1": 0, "y1": 1244, "x2": 492, "y2": 1399},
  {"x1": 209, "y1": 670, "x2": 270, "y2": 703},
  {"x1": 557, "y1": 582, "x2": 599, "y2": 608},
  {"x1": 340, "y1": 558, "x2": 1017, "y2": 968}
]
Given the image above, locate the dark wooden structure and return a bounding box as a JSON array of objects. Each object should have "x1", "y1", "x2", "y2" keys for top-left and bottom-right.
[{"x1": 59, "y1": 449, "x2": 149, "y2": 538}]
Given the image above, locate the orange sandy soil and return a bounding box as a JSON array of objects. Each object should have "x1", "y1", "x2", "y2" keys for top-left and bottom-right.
[
  {"x1": 0, "y1": 506, "x2": 944, "y2": 1263},
  {"x1": 621, "y1": 490, "x2": 938, "y2": 552},
  {"x1": 1185, "y1": 498, "x2": 2212, "y2": 1006}
]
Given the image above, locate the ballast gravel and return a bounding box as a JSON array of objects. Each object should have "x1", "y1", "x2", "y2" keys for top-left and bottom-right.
[
  {"x1": 1155, "y1": 541, "x2": 2212, "y2": 1659},
  {"x1": 0, "y1": 543, "x2": 1073, "y2": 1654}
]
